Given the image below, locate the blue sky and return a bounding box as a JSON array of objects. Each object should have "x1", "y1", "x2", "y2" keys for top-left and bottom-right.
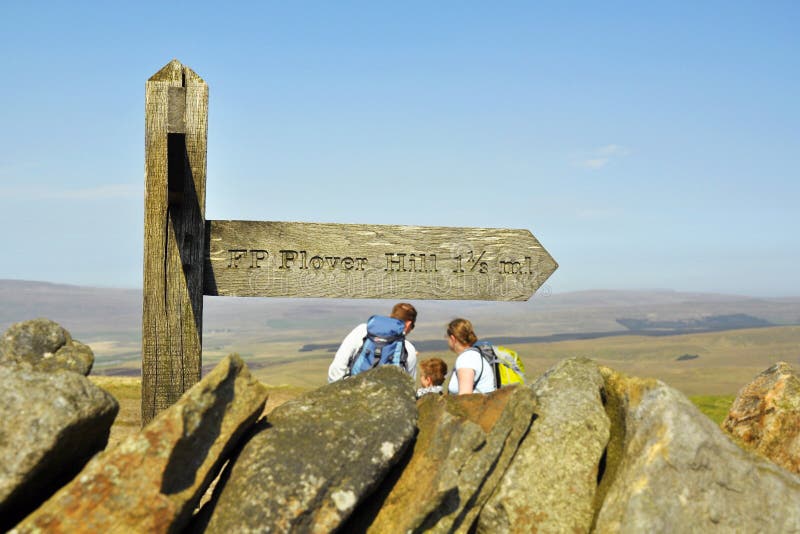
[{"x1": 1, "y1": 2, "x2": 797, "y2": 296}]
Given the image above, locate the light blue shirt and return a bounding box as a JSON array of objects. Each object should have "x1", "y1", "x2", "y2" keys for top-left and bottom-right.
[{"x1": 448, "y1": 348, "x2": 496, "y2": 394}]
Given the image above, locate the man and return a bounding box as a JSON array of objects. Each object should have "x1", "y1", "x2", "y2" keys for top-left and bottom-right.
[{"x1": 327, "y1": 302, "x2": 418, "y2": 382}]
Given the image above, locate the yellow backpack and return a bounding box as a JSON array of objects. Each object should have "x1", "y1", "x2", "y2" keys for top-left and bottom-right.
[
  {"x1": 494, "y1": 345, "x2": 526, "y2": 386},
  {"x1": 473, "y1": 341, "x2": 526, "y2": 387}
]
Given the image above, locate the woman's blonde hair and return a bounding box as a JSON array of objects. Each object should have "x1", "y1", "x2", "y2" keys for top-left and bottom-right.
[{"x1": 447, "y1": 318, "x2": 477, "y2": 346}]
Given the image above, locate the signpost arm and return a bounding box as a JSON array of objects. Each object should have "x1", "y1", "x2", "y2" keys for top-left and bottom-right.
[{"x1": 142, "y1": 60, "x2": 208, "y2": 425}]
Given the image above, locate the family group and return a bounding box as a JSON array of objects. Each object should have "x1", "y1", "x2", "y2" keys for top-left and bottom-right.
[{"x1": 327, "y1": 302, "x2": 517, "y2": 398}]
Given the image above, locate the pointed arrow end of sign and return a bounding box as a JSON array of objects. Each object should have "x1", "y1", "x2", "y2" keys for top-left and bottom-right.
[{"x1": 525, "y1": 234, "x2": 558, "y2": 301}]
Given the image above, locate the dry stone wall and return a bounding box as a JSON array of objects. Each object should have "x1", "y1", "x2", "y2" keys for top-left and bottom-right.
[{"x1": 2, "y1": 319, "x2": 800, "y2": 533}]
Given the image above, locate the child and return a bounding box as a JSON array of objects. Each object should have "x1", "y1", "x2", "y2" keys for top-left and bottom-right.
[{"x1": 416, "y1": 357, "x2": 448, "y2": 398}]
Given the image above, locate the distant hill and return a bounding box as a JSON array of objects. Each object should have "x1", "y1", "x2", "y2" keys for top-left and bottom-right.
[{"x1": 0, "y1": 280, "x2": 141, "y2": 340}]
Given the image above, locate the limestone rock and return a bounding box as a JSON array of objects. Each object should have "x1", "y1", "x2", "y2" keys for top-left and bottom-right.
[
  {"x1": 0, "y1": 318, "x2": 94, "y2": 375},
  {"x1": 722, "y1": 362, "x2": 800, "y2": 474},
  {"x1": 48, "y1": 340, "x2": 94, "y2": 375},
  {"x1": 361, "y1": 385, "x2": 536, "y2": 534},
  {"x1": 594, "y1": 368, "x2": 800, "y2": 533},
  {"x1": 0, "y1": 366, "x2": 118, "y2": 531},
  {"x1": 433, "y1": 386, "x2": 536, "y2": 533},
  {"x1": 201, "y1": 365, "x2": 417, "y2": 533},
  {"x1": 357, "y1": 393, "x2": 485, "y2": 533},
  {"x1": 478, "y1": 357, "x2": 610, "y2": 533},
  {"x1": 13, "y1": 354, "x2": 267, "y2": 534}
]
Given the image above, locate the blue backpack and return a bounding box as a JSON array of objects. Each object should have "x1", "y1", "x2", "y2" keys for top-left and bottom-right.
[{"x1": 347, "y1": 315, "x2": 408, "y2": 377}]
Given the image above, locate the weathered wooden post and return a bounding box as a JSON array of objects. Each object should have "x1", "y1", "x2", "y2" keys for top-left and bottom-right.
[{"x1": 142, "y1": 60, "x2": 208, "y2": 424}]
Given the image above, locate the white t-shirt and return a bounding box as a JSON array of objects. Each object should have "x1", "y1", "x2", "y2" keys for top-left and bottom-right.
[
  {"x1": 448, "y1": 348, "x2": 496, "y2": 394},
  {"x1": 327, "y1": 323, "x2": 417, "y2": 383}
]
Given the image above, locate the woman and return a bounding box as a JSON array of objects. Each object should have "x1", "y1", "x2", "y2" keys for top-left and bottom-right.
[{"x1": 446, "y1": 318, "x2": 496, "y2": 395}]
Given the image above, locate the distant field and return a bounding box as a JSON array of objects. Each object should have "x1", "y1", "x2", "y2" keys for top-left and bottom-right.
[
  {"x1": 171, "y1": 325, "x2": 800, "y2": 397},
  {"x1": 307, "y1": 327, "x2": 795, "y2": 396},
  {"x1": 490, "y1": 326, "x2": 800, "y2": 396},
  {"x1": 6, "y1": 280, "x2": 798, "y2": 394},
  {"x1": 89, "y1": 326, "x2": 800, "y2": 396}
]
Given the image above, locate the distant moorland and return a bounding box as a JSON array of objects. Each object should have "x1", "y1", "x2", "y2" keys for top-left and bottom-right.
[{"x1": 2, "y1": 279, "x2": 799, "y2": 397}]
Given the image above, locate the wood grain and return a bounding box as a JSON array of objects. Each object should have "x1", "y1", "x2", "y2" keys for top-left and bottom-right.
[
  {"x1": 142, "y1": 60, "x2": 208, "y2": 425},
  {"x1": 204, "y1": 220, "x2": 557, "y2": 301}
]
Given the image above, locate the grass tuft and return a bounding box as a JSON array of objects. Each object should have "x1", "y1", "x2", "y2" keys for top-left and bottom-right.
[{"x1": 689, "y1": 394, "x2": 736, "y2": 425}]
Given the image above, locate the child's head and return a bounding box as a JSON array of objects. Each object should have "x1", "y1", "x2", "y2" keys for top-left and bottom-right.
[{"x1": 419, "y1": 357, "x2": 448, "y2": 387}]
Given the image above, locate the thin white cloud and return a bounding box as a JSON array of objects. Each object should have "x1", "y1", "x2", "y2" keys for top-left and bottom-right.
[
  {"x1": 596, "y1": 144, "x2": 630, "y2": 157},
  {"x1": 0, "y1": 184, "x2": 140, "y2": 200},
  {"x1": 582, "y1": 158, "x2": 609, "y2": 169},
  {"x1": 573, "y1": 144, "x2": 631, "y2": 170}
]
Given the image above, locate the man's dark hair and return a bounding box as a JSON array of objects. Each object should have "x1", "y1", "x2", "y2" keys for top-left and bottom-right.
[{"x1": 390, "y1": 302, "x2": 417, "y2": 326}]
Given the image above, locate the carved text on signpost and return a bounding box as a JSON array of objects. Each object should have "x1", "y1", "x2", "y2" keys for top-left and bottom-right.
[{"x1": 203, "y1": 220, "x2": 557, "y2": 301}]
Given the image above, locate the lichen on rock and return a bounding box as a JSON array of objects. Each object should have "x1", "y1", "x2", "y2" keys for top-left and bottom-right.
[{"x1": 722, "y1": 361, "x2": 800, "y2": 474}]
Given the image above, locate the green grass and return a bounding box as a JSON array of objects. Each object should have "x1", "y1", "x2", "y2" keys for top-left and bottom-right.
[{"x1": 689, "y1": 394, "x2": 736, "y2": 424}]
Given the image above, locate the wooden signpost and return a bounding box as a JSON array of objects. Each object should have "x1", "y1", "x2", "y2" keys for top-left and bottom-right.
[{"x1": 142, "y1": 60, "x2": 557, "y2": 423}]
